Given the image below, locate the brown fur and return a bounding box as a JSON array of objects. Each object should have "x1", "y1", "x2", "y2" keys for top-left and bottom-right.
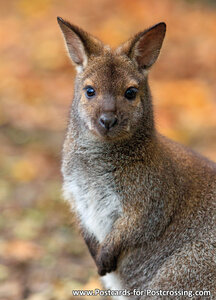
[{"x1": 58, "y1": 17, "x2": 216, "y2": 299}]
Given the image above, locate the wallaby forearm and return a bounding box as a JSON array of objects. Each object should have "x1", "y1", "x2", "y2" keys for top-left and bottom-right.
[
  {"x1": 95, "y1": 214, "x2": 140, "y2": 275},
  {"x1": 82, "y1": 230, "x2": 99, "y2": 262}
]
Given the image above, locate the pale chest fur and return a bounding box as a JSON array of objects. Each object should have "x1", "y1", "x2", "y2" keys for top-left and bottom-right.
[
  {"x1": 63, "y1": 171, "x2": 126, "y2": 295},
  {"x1": 62, "y1": 168, "x2": 123, "y2": 243}
]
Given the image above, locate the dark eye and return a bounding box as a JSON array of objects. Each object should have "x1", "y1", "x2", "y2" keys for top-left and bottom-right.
[
  {"x1": 84, "y1": 86, "x2": 96, "y2": 99},
  {"x1": 124, "y1": 87, "x2": 138, "y2": 100}
]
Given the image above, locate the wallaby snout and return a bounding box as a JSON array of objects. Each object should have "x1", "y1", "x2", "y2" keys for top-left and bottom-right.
[{"x1": 99, "y1": 112, "x2": 118, "y2": 131}]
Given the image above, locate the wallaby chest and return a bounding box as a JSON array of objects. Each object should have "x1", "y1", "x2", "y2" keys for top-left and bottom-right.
[{"x1": 63, "y1": 157, "x2": 123, "y2": 243}]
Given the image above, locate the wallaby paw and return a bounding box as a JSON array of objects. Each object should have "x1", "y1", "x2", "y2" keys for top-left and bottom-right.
[{"x1": 96, "y1": 249, "x2": 117, "y2": 276}]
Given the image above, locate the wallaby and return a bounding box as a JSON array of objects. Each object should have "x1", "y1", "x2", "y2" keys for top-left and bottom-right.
[{"x1": 57, "y1": 17, "x2": 216, "y2": 299}]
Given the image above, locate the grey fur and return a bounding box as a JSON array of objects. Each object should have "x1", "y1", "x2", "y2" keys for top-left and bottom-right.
[{"x1": 58, "y1": 18, "x2": 216, "y2": 299}]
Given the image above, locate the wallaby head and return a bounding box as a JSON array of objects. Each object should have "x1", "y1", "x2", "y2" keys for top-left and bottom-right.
[{"x1": 57, "y1": 17, "x2": 166, "y2": 142}]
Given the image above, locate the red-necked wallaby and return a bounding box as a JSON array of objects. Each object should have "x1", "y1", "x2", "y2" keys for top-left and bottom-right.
[{"x1": 58, "y1": 17, "x2": 216, "y2": 299}]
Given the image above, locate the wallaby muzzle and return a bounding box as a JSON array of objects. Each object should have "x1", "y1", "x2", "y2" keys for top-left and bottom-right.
[{"x1": 99, "y1": 113, "x2": 118, "y2": 131}]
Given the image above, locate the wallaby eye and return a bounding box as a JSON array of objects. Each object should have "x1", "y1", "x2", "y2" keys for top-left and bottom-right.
[
  {"x1": 124, "y1": 87, "x2": 138, "y2": 100},
  {"x1": 84, "y1": 86, "x2": 96, "y2": 99}
]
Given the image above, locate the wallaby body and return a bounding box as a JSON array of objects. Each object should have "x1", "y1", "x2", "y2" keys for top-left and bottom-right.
[{"x1": 58, "y1": 18, "x2": 216, "y2": 299}]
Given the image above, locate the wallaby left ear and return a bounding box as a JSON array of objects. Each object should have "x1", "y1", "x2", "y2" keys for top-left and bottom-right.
[
  {"x1": 57, "y1": 17, "x2": 104, "y2": 72},
  {"x1": 117, "y1": 22, "x2": 166, "y2": 70}
]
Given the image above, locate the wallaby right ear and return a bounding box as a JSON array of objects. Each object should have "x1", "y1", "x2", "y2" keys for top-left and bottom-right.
[
  {"x1": 57, "y1": 17, "x2": 103, "y2": 72},
  {"x1": 116, "y1": 22, "x2": 166, "y2": 71}
]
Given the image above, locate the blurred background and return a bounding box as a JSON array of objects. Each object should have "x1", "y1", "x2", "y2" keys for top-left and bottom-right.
[{"x1": 0, "y1": 0, "x2": 216, "y2": 299}]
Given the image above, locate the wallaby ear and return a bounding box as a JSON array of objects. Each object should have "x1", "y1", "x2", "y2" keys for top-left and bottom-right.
[
  {"x1": 117, "y1": 22, "x2": 166, "y2": 70},
  {"x1": 57, "y1": 17, "x2": 104, "y2": 72}
]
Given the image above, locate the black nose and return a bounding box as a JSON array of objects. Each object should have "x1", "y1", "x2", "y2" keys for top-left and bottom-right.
[{"x1": 99, "y1": 113, "x2": 118, "y2": 130}]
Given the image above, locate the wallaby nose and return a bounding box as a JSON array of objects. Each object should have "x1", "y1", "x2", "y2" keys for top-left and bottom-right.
[{"x1": 99, "y1": 113, "x2": 118, "y2": 130}]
